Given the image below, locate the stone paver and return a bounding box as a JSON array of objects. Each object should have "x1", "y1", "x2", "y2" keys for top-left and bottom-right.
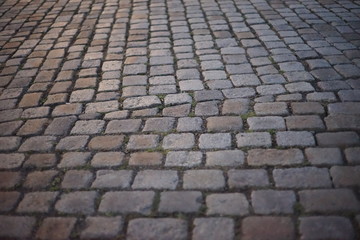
[
  {"x1": 127, "y1": 218, "x2": 187, "y2": 240},
  {"x1": 299, "y1": 216, "x2": 355, "y2": 240},
  {"x1": 242, "y1": 217, "x2": 295, "y2": 240},
  {"x1": 1, "y1": 0, "x2": 360, "y2": 238},
  {"x1": 80, "y1": 216, "x2": 123, "y2": 239},
  {"x1": 193, "y1": 218, "x2": 234, "y2": 240}
]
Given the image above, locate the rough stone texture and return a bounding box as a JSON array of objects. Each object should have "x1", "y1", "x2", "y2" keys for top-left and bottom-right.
[
  {"x1": 19, "y1": 136, "x2": 57, "y2": 152},
  {"x1": 159, "y1": 191, "x2": 202, "y2": 213},
  {"x1": 127, "y1": 218, "x2": 188, "y2": 240},
  {"x1": 127, "y1": 135, "x2": 159, "y2": 150},
  {"x1": 80, "y1": 216, "x2": 123, "y2": 239},
  {"x1": 91, "y1": 152, "x2": 125, "y2": 168},
  {"x1": 55, "y1": 191, "x2": 97, "y2": 214},
  {"x1": 99, "y1": 191, "x2": 154, "y2": 215},
  {"x1": 236, "y1": 132, "x2": 272, "y2": 147},
  {"x1": 242, "y1": 217, "x2": 295, "y2": 240},
  {"x1": 36, "y1": 217, "x2": 77, "y2": 240},
  {"x1": 251, "y1": 190, "x2": 296, "y2": 214},
  {"x1": 228, "y1": 169, "x2": 269, "y2": 189},
  {"x1": 17, "y1": 192, "x2": 58, "y2": 213},
  {"x1": 330, "y1": 166, "x2": 360, "y2": 187},
  {"x1": 123, "y1": 96, "x2": 161, "y2": 109},
  {"x1": 299, "y1": 189, "x2": 360, "y2": 213},
  {"x1": 0, "y1": 153, "x2": 25, "y2": 169},
  {"x1": 183, "y1": 170, "x2": 225, "y2": 190},
  {"x1": 88, "y1": 135, "x2": 124, "y2": 150},
  {"x1": 273, "y1": 167, "x2": 332, "y2": 188},
  {"x1": 305, "y1": 148, "x2": 343, "y2": 165},
  {"x1": 61, "y1": 170, "x2": 93, "y2": 189},
  {"x1": 299, "y1": 216, "x2": 355, "y2": 240},
  {"x1": 56, "y1": 136, "x2": 89, "y2": 151},
  {"x1": 162, "y1": 133, "x2": 195, "y2": 150},
  {"x1": 105, "y1": 119, "x2": 142, "y2": 133},
  {"x1": 129, "y1": 152, "x2": 163, "y2": 165},
  {"x1": 206, "y1": 193, "x2": 249, "y2": 216},
  {"x1": 193, "y1": 218, "x2": 234, "y2": 240},
  {"x1": 92, "y1": 170, "x2": 132, "y2": 189},
  {"x1": 206, "y1": 116, "x2": 243, "y2": 132},
  {"x1": 0, "y1": 192, "x2": 20, "y2": 211},
  {"x1": 206, "y1": 150, "x2": 244, "y2": 166},
  {"x1": 248, "y1": 116, "x2": 286, "y2": 130},
  {"x1": 165, "y1": 151, "x2": 202, "y2": 167},
  {"x1": 0, "y1": 216, "x2": 36, "y2": 239},
  {"x1": 345, "y1": 147, "x2": 360, "y2": 164},
  {"x1": 316, "y1": 131, "x2": 359, "y2": 147},
  {"x1": 132, "y1": 170, "x2": 178, "y2": 190},
  {"x1": 199, "y1": 133, "x2": 231, "y2": 149},
  {"x1": 2, "y1": 0, "x2": 360, "y2": 238},
  {"x1": 276, "y1": 131, "x2": 315, "y2": 147},
  {"x1": 143, "y1": 117, "x2": 175, "y2": 132},
  {"x1": 247, "y1": 149, "x2": 304, "y2": 166},
  {"x1": 70, "y1": 120, "x2": 105, "y2": 134}
]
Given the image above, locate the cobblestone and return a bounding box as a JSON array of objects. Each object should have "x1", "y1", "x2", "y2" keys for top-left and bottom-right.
[
  {"x1": 159, "y1": 191, "x2": 202, "y2": 213},
  {"x1": 273, "y1": 167, "x2": 332, "y2": 188},
  {"x1": 251, "y1": 190, "x2": 296, "y2": 214},
  {"x1": 127, "y1": 218, "x2": 187, "y2": 240},
  {"x1": 163, "y1": 133, "x2": 195, "y2": 150},
  {"x1": 193, "y1": 218, "x2": 234, "y2": 240},
  {"x1": 242, "y1": 217, "x2": 295, "y2": 240},
  {"x1": 248, "y1": 149, "x2": 304, "y2": 166},
  {"x1": 330, "y1": 166, "x2": 360, "y2": 187},
  {"x1": 80, "y1": 216, "x2": 123, "y2": 239},
  {"x1": 17, "y1": 192, "x2": 58, "y2": 213},
  {"x1": 206, "y1": 193, "x2": 249, "y2": 216},
  {"x1": 236, "y1": 132, "x2": 272, "y2": 147},
  {"x1": 183, "y1": 170, "x2": 225, "y2": 190},
  {"x1": 92, "y1": 170, "x2": 132, "y2": 189},
  {"x1": 299, "y1": 189, "x2": 360, "y2": 213},
  {"x1": 276, "y1": 131, "x2": 315, "y2": 147},
  {"x1": 0, "y1": 216, "x2": 36, "y2": 239},
  {"x1": 2, "y1": 0, "x2": 360, "y2": 237},
  {"x1": 99, "y1": 191, "x2": 154, "y2": 215},
  {"x1": 206, "y1": 150, "x2": 244, "y2": 166},
  {"x1": 36, "y1": 217, "x2": 76, "y2": 240},
  {"x1": 248, "y1": 116, "x2": 286, "y2": 130},
  {"x1": 345, "y1": 147, "x2": 360, "y2": 164},
  {"x1": 132, "y1": 170, "x2": 178, "y2": 190},
  {"x1": 207, "y1": 116, "x2": 243, "y2": 132},
  {"x1": 55, "y1": 191, "x2": 97, "y2": 215},
  {"x1": 0, "y1": 192, "x2": 20, "y2": 212},
  {"x1": 199, "y1": 133, "x2": 231, "y2": 149},
  {"x1": 299, "y1": 216, "x2": 355, "y2": 240}
]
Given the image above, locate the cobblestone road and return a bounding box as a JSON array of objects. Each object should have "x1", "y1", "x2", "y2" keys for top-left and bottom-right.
[{"x1": 0, "y1": 0, "x2": 360, "y2": 239}]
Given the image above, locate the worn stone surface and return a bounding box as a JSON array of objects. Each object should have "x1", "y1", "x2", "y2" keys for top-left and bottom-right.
[
  {"x1": 99, "y1": 191, "x2": 154, "y2": 215},
  {"x1": 183, "y1": 170, "x2": 225, "y2": 190},
  {"x1": 242, "y1": 217, "x2": 295, "y2": 240},
  {"x1": 299, "y1": 189, "x2": 360, "y2": 213},
  {"x1": 159, "y1": 191, "x2": 202, "y2": 213},
  {"x1": 251, "y1": 190, "x2": 296, "y2": 214},
  {"x1": 273, "y1": 167, "x2": 332, "y2": 188},
  {"x1": 299, "y1": 216, "x2": 355, "y2": 240},
  {"x1": 193, "y1": 218, "x2": 234, "y2": 240},
  {"x1": 206, "y1": 150, "x2": 244, "y2": 166},
  {"x1": 2, "y1": 0, "x2": 360, "y2": 238},
  {"x1": 247, "y1": 149, "x2": 304, "y2": 166},
  {"x1": 132, "y1": 170, "x2": 178, "y2": 190},
  {"x1": 0, "y1": 216, "x2": 36, "y2": 239},
  {"x1": 206, "y1": 193, "x2": 249, "y2": 216},
  {"x1": 127, "y1": 218, "x2": 187, "y2": 240},
  {"x1": 36, "y1": 217, "x2": 77, "y2": 240}
]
